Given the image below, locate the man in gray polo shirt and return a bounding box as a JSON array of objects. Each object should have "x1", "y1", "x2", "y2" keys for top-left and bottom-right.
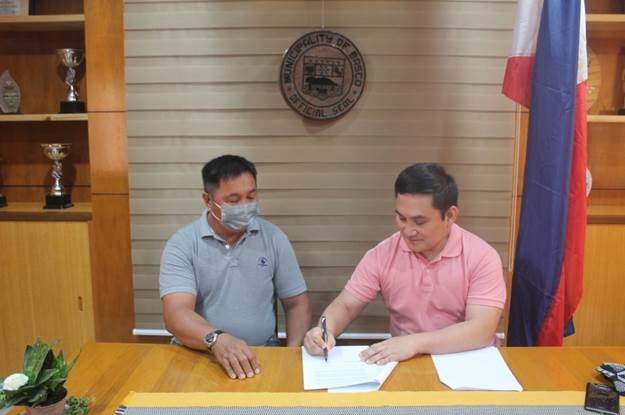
[{"x1": 159, "y1": 155, "x2": 311, "y2": 380}]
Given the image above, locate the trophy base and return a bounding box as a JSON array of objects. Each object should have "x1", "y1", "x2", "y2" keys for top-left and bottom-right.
[
  {"x1": 59, "y1": 101, "x2": 86, "y2": 113},
  {"x1": 0, "y1": 194, "x2": 6, "y2": 208},
  {"x1": 44, "y1": 194, "x2": 73, "y2": 209}
]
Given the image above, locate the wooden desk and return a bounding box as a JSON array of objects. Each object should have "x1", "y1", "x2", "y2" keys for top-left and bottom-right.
[{"x1": 57, "y1": 343, "x2": 624, "y2": 414}]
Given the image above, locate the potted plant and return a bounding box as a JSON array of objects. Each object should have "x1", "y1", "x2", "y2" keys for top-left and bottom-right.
[{"x1": 0, "y1": 339, "x2": 76, "y2": 415}]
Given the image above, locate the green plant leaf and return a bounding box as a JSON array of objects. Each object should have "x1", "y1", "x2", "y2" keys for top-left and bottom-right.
[
  {"x1": 27, "y1": 386, "x2": 49, "y2": 406},
  {"x1": 22, "y1": 339, "x2": 58, "y2": 382},
  {"x1": 2, "y1": 386, "x2": 39, "y2": 407},
  {"x1": 66, "y1": 396, "x2": 91, "y2": 415},
  {"x1": 35, "y1": 368, "x2": 59, "y2": 385}
]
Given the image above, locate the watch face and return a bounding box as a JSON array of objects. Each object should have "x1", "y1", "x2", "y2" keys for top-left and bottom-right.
[
  {"x1": 205, "y1": 330, "x2": 224, "y2": 349},
  {"x1": 205, "y1": 332, "x2": 217, "y2": 347}
]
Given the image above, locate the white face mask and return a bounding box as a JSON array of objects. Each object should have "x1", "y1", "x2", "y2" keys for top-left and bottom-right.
[{"x1": 211, "y1": 201, "x2": 259, "y2": 232}]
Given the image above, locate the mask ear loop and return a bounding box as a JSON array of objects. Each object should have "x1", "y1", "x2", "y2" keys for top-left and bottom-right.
[{"x1": 205, "y1": 192, "x2": 223, "y2": 223}]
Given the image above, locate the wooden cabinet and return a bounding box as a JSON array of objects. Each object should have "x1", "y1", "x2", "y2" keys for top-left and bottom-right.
[
  {"x1": 0, "y1": 218, "x2": 94, "y2": 373},
  {"x1": 564, "y1": 222, "x2": 625, "y2": 345},
  {"x1": 0, "y1": 0, "x2": 134, "y2": 373}
]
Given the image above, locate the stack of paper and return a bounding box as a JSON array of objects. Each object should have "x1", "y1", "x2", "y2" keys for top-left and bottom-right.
[
  {"x1": 432, "y1": 346, "x2": 523, "y2": 391},
  {"x1": 302, "y1": 346, "x2": 397, "y2": 392}
]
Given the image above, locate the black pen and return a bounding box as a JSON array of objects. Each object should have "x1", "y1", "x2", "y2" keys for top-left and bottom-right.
[{"x1": 321, "y1": 315, "x2": 328, "y2": 362}]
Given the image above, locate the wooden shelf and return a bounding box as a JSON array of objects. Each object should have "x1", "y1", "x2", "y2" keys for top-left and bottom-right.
[
  {"x1": 587, "y1": 14, "x2": 625, "y2": 38},
  {"x1": 587, "y1": 14, "x2": 625, "y2": 23},
  {"x1": 587, "y1": 114, "x2": 625, "y2": 123},
  {"x1": 0, "y1": 113, "x2": 88, "y2": 122},
  {"x1": 0, "y1": 14, "x2": 84, "y2": 31},
  {"x1": 588, "y1": 204, "x2": 625, "y2": 224},
  {"x1": 0, "y1": 202, "x2": 92, "y2": 221}
]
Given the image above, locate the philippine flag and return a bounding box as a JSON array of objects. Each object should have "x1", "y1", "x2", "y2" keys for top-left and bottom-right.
[{"x1": 503, "y1": 0, "x2": 587, "y2": 346}]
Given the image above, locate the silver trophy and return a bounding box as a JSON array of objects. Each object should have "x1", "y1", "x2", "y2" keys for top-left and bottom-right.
[
  {"x1": 41, "y1": 143, "x2": 73, "y2": 209},
  {"x1": 56, "y1": 48, "x2": 85, "y2": 113}
]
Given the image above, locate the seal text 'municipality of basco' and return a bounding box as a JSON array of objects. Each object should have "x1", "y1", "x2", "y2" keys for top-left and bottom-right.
[{"x1": 279, "y1": 31, "x2": 366, "y2": 120}]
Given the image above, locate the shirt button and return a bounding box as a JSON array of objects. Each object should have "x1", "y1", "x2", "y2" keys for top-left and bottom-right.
[{"x1": 225, "y1": 244, "x2": 230, "y2": 249}]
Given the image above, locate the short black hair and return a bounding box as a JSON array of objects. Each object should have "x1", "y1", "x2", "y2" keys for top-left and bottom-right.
[
  {"x1": 394, "y1": 163, "x2": 458, "y2": 219},
  {"x1": 201, "y1": 155, "x2": 257, "y2": 194}
]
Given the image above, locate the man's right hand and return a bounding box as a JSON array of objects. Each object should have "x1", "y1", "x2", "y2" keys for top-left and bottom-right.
[
  {"x1": 211, "y1": 333, "x2": 260, "y2": 379},
  {"x1": 303, "y1": 326, "x2": 336, "y2": 356}
]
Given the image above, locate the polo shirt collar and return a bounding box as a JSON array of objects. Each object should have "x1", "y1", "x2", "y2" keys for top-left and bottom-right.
[
  {"x1": 199, "y1": 209, "x2": 260, "y2": 239},
  {"x1": 438, "y1": 223, "x2": 462, "y2": 259},
  {"x1": 399, "y1": 223, "x2": 462, "y2": 260}
]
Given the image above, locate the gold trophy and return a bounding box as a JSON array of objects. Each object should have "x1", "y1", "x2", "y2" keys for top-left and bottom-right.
[{"x1": 41, "y1": 143, "x2": 73, "y2": 209}]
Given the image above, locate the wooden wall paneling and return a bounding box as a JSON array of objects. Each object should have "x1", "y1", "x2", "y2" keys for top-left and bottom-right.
[
  {"x1": 89, "y1": 194, "x2": 135, "y2": 342},
  {"x1": 84, "y1": 0, "x2": 134, "y2": 341},
  {"x1": 87, "y1": 112, "x2": 129, "y2": 194},
  {"x1": 0, "y1": 220, "x2": 94, "y2": 374},
  {"x1": 30, "y1": 0, "x2": 83, "y2": 15},
  {"x1": 125, "y1": 55, "x2": 505, "y2": 85},
  {"x1": 514, "y1": 110, "x2": 529, "y2": 197},
  {"x1": 564, "y1": 224, "x2": 625, "y2": 345},
  {"x1": 125, "y1": 111, "x2": 513, "y2": 138},
  {"x1": 506, "y1": 107, "x2": 527, "y2": 303},
  {"x1": 84, "y1": 0, "x2": 126, "y2": 112},
  {"x1": 506, "y1": 107, "x2": 527, "y2": 337},
  {"x1": 124, "y1": 0, "x2": 517, "y2": 332},
  {"x1": 0, "y1": 31, "x2": 86, "y2": 114}
]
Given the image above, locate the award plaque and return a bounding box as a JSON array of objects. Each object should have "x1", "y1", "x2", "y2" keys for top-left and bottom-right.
[
  {"x1": 0, "y1": 70, "x2": 21, "y2": 114},
  {"x1": 0, "y1": 0, "x2": 29, "y2": 16},
  {"x1": 56, "y1": 48, "x2": 86, "y2": 113},
  {"x1": 41, "y1": 143, "x2": 73, "y2": 209}
]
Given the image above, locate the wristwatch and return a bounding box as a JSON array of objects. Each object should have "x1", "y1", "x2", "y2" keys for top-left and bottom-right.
[{"x1": 203, "y1": 329, "x2": 225, "y2": 351}]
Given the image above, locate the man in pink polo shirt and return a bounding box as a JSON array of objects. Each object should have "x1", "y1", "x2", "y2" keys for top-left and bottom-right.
[{"x1": 304, "y1": 163, "x2": 506, "y2": 364}]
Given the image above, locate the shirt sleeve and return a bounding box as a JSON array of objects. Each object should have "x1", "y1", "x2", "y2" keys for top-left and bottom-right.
[
  {"x1": 159, "y1": 232, "x2": 198, "y2": 298},
  {"x1": 344, "y1": 247, "x2": 382, "y2": 303},
  {"x1": 272, "y1": 230, "x2": 307, "y2": 299},
  {"x1": 466, "y1": 246, "x2": 506, "y2": 309}
]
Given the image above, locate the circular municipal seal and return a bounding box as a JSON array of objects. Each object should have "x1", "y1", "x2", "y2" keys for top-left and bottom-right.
[{"x1": 279, "y1": 30, "x2": 366, "y2": 120}]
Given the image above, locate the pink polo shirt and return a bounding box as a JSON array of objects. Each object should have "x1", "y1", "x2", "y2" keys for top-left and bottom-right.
[{"x1": 345, "y1": 223, "x2": 506, "y2": 337}]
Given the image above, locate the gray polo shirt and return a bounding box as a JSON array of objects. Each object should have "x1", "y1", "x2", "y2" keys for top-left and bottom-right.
[{"x1": 159, "y1": 210, "x2": 307, "y2": 346}]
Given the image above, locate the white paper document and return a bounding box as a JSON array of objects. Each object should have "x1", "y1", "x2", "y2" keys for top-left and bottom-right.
[
  {"x1": 432, "y1": 346, "x2": 523, "y2": 391},
  {"x1": 302, "y1": 345, "x2": 397, "y2": 392}
]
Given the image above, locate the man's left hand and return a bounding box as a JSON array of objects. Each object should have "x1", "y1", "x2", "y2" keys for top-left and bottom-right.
[{"x1": 359, "y1": 336, "x2": 418, "y2": 364}]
